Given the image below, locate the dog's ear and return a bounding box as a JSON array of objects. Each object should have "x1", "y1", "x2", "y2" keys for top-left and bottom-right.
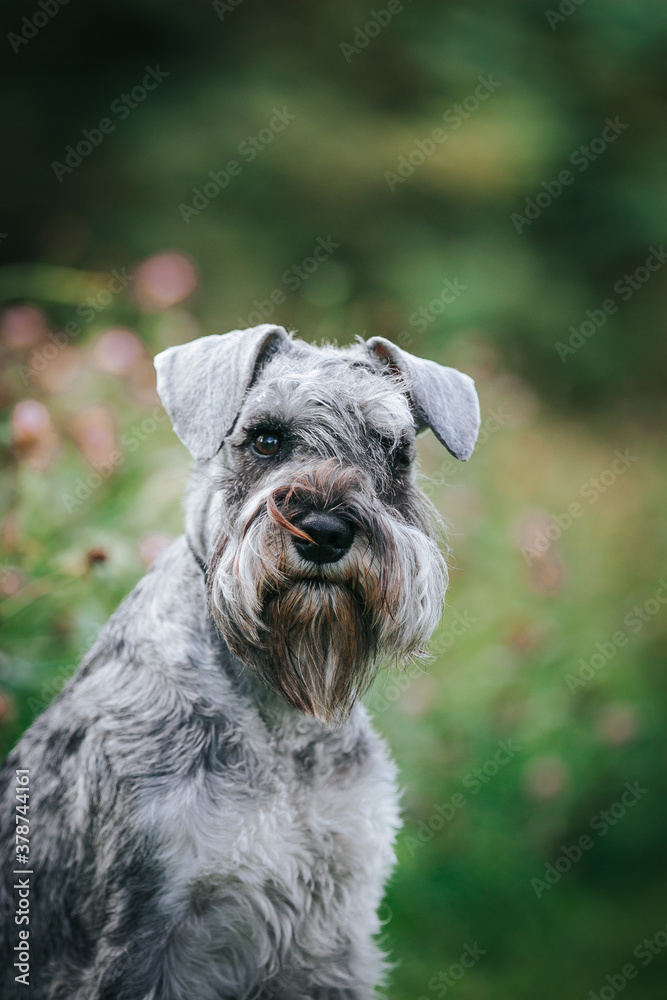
[
  {"x1": 365, "y1": 336, "x2": 481, "y2": 461},
  {"x1": 154, "y1": 325, "x2": 288, "y2": 461}
]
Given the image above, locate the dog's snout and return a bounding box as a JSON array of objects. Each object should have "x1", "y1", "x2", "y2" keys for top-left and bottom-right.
[{"x1": 294, "y1": 511, "x2": 355, "y2": 565}]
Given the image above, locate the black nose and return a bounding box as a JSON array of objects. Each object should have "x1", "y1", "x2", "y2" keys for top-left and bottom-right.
[{"x1": 293, "y1": 511, "x2": 355, "y2": 565}]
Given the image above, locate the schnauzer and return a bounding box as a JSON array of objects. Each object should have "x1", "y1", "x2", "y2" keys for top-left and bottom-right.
[{"x1": 0, "y1": 325, "x2": 480, "y2": 999}]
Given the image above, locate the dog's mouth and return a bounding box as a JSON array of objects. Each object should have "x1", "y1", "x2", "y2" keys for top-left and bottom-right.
[{"x1": 283, "y1": 568, "x2": 356, "y2": 586}]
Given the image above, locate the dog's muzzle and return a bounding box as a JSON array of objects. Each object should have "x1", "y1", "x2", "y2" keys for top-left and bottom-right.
[{"x1": 205, "y1": 459, "x2": 447, "y2": 722}]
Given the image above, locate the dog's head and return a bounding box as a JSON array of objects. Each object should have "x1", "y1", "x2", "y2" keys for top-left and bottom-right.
[{"x1": 155, "y1": 326, "x2": 480, "y2": 723}]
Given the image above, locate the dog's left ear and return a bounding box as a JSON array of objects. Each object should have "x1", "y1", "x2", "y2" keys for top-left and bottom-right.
[
  {"x1": 366, "y1": 336, "x2": 481, "y2": 460},
  {"x1": 154, "y1": 325, "x2": 289, "y2": 461}
]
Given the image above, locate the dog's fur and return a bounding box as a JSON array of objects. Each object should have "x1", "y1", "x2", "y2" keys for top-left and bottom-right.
[{"x1": 0, "y1": 326, "x2": 479, "y2": 999}]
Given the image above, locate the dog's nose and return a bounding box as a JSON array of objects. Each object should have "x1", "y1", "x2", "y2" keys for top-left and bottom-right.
[{"x1": 293, "y1": 511, "x2": 355, "y2": 565}]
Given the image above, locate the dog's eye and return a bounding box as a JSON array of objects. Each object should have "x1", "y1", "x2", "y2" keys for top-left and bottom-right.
[
  {"x1": 379, "y1": 437, "x2": 412, "y2": 470},
  {"x1": 393, "y1": 446, "x2": 412, "y2": 470},
  {"x1": 252, "y1": 431, "x2": 281, "y2": 457}
]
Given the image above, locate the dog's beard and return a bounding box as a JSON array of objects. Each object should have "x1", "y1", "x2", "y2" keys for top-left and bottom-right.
[
  {"x1": 207, "y1": 463, "x2": 447, "y2": 724},
  {"x1": 209, "y1": 562, "x2": 389, "y2": 724},
  {"x1": 246, "y1": 579, "x2": 379, "y2": 723}
]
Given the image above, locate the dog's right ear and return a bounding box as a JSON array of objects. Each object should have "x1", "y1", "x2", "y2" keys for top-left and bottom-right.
[
  {"x1": 365, "y1": 336, "x2": 480, "y2": 461},
  {"x1": 154, "y1": 325, "x2": 288, "y2": 461}
]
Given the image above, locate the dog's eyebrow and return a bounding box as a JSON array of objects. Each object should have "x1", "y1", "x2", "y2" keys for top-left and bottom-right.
[{"x1": 242, "y1": 416, "x2": 285, "y2": 430}]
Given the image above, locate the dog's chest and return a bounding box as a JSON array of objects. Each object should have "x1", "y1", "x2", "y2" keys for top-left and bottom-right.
[{"x1": 148, "y1": 709, "x2": 400, "y2": 937}]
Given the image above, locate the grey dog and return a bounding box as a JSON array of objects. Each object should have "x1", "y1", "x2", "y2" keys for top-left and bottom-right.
[{"x1": 0, "y1": 325, "x2": 480, "y2": 999}]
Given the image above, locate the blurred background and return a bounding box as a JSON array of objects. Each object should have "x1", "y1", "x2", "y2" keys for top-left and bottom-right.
[{"x1": 1, "y1": 1, "x2": 666, "y2": 997}]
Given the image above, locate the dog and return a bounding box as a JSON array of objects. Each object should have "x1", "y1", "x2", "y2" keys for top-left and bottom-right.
[{"x1": 0, "y1": 325, "x2": 480, "y2": 999}]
